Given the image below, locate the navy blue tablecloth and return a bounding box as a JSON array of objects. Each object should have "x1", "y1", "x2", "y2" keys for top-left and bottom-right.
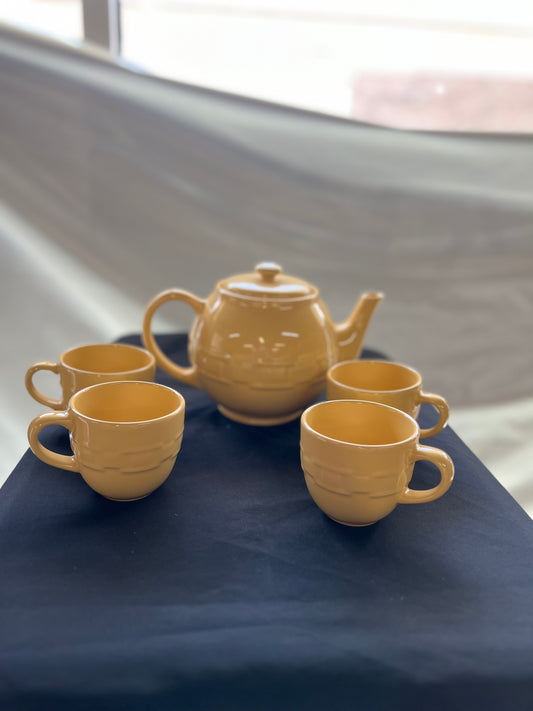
[{"x1": 1, "y1": 334, "x2": 532, "y2": 711}]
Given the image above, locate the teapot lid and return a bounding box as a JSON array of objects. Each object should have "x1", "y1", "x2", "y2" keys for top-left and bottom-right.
[{"x1": 219, "y1": 262, "x2": 317, "y2": 301}]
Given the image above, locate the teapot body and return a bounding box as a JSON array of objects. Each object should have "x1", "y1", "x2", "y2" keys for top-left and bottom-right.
[
  {"x1": 143, "y1": 263, "x2": 383, "y2": 426},
  {"x1": 189, "y1": 291, "x2": 338, "y2": 425}
]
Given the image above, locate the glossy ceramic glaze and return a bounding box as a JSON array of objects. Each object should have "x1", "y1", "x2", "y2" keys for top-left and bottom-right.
[
  {"x1": 327, "y1": 360, "x2": 449, "y2": 438},
  {"x1": 143, "y1": 262, "x2": 383, "y2": 425},
  {"x1": 27, "y1": 381, "x2": 185, "y2": 501},
  {"x1": 300, "y1": 400, "x2": 454, "y2": 526},
  {"x1": 25, "y1": 343, "x2": 156, "y2": 410}
]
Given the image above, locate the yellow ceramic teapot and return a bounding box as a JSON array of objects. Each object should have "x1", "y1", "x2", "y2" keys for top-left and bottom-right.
[{"x1": 142, "y1": 262, "x2": 383, "y2": 425}]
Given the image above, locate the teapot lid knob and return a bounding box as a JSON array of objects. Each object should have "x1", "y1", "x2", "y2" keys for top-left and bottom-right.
[{"x1": 255, "y1": 262, "x2": 282, "y2": 282}]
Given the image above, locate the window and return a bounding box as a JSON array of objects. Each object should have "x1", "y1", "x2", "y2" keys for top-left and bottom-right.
[
  {"x1": 118, "y1": 1, "x2": 533, "y2": 131},
  {"x1": 1, "y1": 0, "x2": 82, "y2": 42},
  {"x1": 3, "y1": 0, "x2": 533, "y2": 131}
]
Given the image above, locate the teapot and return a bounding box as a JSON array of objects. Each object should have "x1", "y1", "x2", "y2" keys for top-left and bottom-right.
[{"x1": 142, "y1": 262, "x2": 383, "y2": 425}]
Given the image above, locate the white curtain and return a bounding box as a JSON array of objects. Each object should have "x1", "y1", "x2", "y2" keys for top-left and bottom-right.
[{"x1": 1, "y1": 27, "x2": 532, "y2": 514}]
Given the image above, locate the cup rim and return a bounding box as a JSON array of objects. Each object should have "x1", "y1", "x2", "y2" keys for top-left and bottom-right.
[
  {"x1": 60, "y1": 343, "x2": 156, "y2": 375},
  {"x1": 301, "y1": 399, "x2": 419, "y2": 448},
  {"x1": 69, "y1": 380, "x2": 185, "y2": 425},
  {"x1": 328, "y1": 359, "x2": 422, "y2": 394}
]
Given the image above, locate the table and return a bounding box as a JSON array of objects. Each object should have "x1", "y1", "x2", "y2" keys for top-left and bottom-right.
[{"x1": 1, "y1": 334, "x2": 532, "y2": 711}]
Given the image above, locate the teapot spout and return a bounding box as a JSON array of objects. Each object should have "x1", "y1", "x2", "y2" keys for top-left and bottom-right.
[{"x1": 334, "y1": 291, "x2": 384, "y2": 362}]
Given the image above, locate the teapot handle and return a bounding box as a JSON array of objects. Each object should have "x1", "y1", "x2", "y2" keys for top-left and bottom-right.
[{"x1": 142, "y1": 289, "x2": 205, "y2": 387}]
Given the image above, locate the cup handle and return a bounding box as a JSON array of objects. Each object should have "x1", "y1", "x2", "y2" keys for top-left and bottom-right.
[
  {"x1": 27, "y1": 411, "x2": 79, "y2": 472},
  {"x1": 417, "y1": 391, "x2": 450, "y2": 438},
  {"x1": 397, "y1": 444, "x2": 454, "y2": 504},
  {"x1": 25, "y1": 361, "x2": 65, "y2": 409},
  {"x1": 142, "y1": 289, "x2": 205, "y2": 387}
]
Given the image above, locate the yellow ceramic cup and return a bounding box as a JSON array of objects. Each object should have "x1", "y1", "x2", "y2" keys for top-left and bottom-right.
[
  {"x1": 25, "y1": 343, "x2": 156, "y2": 410},
  {"x1": 327, "y1": 360, "x2": 449, "y2": 438},
  {"x1": 27, "y1": 381, "x2": 185, "y2": 501},
  {"x1": 300, "y1": 399, "x2": 454, "y2": 526}
]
